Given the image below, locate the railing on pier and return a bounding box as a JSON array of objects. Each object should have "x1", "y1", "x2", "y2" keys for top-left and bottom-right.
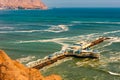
[{"x1": 27, "y1": 37, "x2": 110, "y2": 69}]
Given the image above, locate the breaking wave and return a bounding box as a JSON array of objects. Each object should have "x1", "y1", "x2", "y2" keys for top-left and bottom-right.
[
  {"x1": 15, "y1": 29, "x2": 120, "y2": 52},
  {"x1": 98, "y1": 69, "x2": 120, "y2": 76},
  {"x1": 16, "y1": 32, "x2": 98, "y2": 44},
  {"x1": 16, "y1": 33, "x2": 100, "y2": 52},
  {"x1": 96, "y1": 37, "x2": 120, "y2": 50},
  {"x1": 0, "y1": 24, "x2": 69, "y2": 33},
  {"x1": 72, "y1": 21, "x2": 120, "y2": 24},
  {"x1": 0, "y1": 30, "x2": 43, "y2": 33},
  {"x1": 94, "y1": 30, "x2": 120, "y2": 48},
  {"x1": 17, "y1": 37, "x2": 68, "y2": 43},
  {"x1": 45, "y1": 25, "x2": 69, "y2": 33},
  {"x1": 0, "y1": 26, "x2": 14, "y2": 30},
  {"x1": 17, "y1": 37, "x2": 69, "y2": 51},
  {"x1": 108, "y1": 71, "x2": 120, "y2": 76},
  {"x1": 103, "y1": 30, "x2": 120, "y2": 35},
  {"x1": 103, "y1": 37, "x2": 120, "y2": 47}
]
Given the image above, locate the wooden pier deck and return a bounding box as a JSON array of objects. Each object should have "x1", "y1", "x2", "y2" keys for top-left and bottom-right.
[{"x1": 28, "y1": 37, "x2": 110, "y2": 69}]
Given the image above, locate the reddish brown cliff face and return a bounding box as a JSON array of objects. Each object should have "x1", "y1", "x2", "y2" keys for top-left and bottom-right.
[
  {"x1": 0, "y1": 50, "x2": 61, "y2": 80},
  {"x1": 0, "y1": 0, "x2": 47, "y2": 9}
]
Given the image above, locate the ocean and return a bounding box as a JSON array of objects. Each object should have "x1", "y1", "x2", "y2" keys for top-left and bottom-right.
[{"x1": 0, "y1": 8, "x2": 120, "y2": 80}]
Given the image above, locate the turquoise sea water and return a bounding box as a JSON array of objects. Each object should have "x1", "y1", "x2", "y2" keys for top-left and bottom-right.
[{"x1": 0, "y1": 8, "x2": 120, "y2": 80}]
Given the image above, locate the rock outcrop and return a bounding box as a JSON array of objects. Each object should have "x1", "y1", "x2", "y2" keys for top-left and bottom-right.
[
  {"x1": 0, "y1": 50, "x2": 61, "y2": 80},
  {"x1": 0, "y1": 0, "x2": 47, "y2": 9}
]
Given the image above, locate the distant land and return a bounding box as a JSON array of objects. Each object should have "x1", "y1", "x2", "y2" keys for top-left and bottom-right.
[{"x1": 0, "y1": 0, "x2": 47, "y2": 10}]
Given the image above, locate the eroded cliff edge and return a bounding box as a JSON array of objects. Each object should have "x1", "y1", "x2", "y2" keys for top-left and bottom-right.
[
  {"x1": 0, "y1": 0, "x2": 47, "y2": 9},
  {"x1": 0, "y1": 50, "x2": 61, "y2": 80}
]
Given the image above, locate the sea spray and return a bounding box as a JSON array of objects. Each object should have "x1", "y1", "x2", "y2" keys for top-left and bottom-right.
[
  {"x1": 16, "y1": 56, "x2": 36, "y2": 63},
  {"x1": 45, "y1": 25, "x2": 69, "y2": 33}
]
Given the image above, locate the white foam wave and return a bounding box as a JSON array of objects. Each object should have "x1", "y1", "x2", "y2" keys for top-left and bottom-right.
[
  {"x1": 71, "y1": 21, "x2": 82, "y2": 23},
  {"x1": 0, "y1": 26, "x2": 14, "y2": 30},
  {"x1": 72, "y1": 21, "x2": 120, "y2": 24},
  {"x1": 45, "y1": 25, "x2": 69, "y2": 33},
  {"x1": 109, "y1": 56, "x2": 120, "y2": 62},
  {"x1": 16, "y1": 56, "x2": 35, "y2": 63},
  {"x1": 17, "y1": 32, "x2": 97, "y2": 44},
  {"x1": 0, "y1": 24, "x2": 70, "y2": 33},
  {"x1": 108, "y1": 71, "x2": 120, "y2": 76},
  {"x1": 96, "y1": 37, "x2": 120, "y2": 49},
  {"x1": 16, "y1": 33, "x2": 99, "y2": 51},
  {"x1": 76, "y1": 59, "x2": 104, "y2": 68},
  {"x1": 17, "y1": 37, "x2": 70, "y2": 52},
  {"x1": 109, "y1": 37, "x2": 120, "y2": 42},
  {"x1": 14, "y1": 30, "x2": 42, "y2": 33},
  {"x1": 102, "y1": 42, "x2": 113, "y2": 48},
  {"x1": 105, "y1": 37, "x2": 120, "y2": 46},
  {"x1": 99, "y1": 49, "x2": 111, "y2": 53},
  {"x1": 94, "y1": 22, "x2": 120, "y2": 24},
  {"x1": 0, "y1": 30, "x2": 44, "y2": 33},
  {"x1": 103, "y1": 30, "x2": 120, "y2": 35},
  {"x1": 17, "y1": 37, "x2": 68, "y2": 43}
]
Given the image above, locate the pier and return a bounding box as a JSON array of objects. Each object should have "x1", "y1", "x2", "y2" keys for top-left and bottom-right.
[{"x1": 27, "y1": 37, "x2": 110, "y2": 69}]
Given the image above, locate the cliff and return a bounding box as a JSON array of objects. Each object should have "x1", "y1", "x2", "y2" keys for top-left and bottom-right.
[
  {"x1": 0, "y1": 0, "x2": 47, "y2": 9},
  {"x1": 0, "y1": 50, "x2": 61, "y2": 80}
]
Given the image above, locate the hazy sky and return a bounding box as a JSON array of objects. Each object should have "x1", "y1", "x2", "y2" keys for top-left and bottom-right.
[{"x1": 43, "y1": 0, "x2": 120, "y2": 8}]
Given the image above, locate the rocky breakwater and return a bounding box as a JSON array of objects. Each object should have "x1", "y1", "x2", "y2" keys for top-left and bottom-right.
[
  {"x1": 0, "y1": 0, "x2": 47, "y2": 9},
  {"x1": 0, "y1": 50, "x2": 61, "y2": 80}
]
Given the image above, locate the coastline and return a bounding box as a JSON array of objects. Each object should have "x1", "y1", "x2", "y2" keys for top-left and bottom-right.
[
  {"x1": 0, "y1": 50, "x2": 61, "y2": 80},
  {"x1": 0, "y1": 8, "x2": 120, "y2": 80}
]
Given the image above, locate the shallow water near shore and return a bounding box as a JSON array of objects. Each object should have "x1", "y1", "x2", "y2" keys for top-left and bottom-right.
[{"x1": 0, "y1": 8, "x2": 120, "y2": 80}]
